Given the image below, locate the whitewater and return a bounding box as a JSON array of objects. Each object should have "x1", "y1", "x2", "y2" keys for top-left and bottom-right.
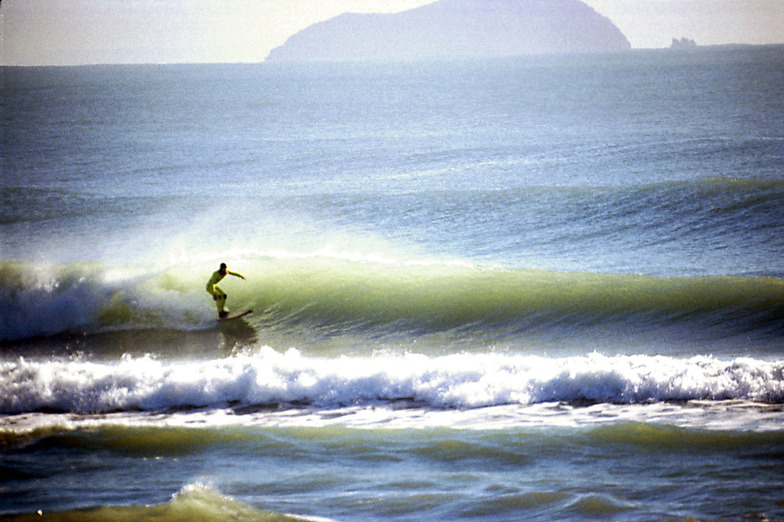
[
  {"x1": 2, "y1": 46, "x2": 784, "y2": 520},
  {"x1": 4, "y1": 348, "x2": 784, "y2": 415}
]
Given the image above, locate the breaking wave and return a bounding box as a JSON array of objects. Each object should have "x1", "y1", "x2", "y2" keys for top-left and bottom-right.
[
  {"x1": 2, "y1": 349, "x2": 782, "y2": 414},
  {"x1": 2, "y1": 256, "x2": 783, "y2": 343}
]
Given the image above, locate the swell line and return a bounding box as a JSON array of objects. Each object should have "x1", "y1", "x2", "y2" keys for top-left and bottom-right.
[{"x1": 2, "y1": 258, "x2": 783, "y2": 342}]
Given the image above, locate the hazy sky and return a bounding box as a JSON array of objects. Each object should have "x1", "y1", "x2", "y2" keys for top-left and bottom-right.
[{"x1": 2, "y1": 0, "x2": 783, "y2": 65}]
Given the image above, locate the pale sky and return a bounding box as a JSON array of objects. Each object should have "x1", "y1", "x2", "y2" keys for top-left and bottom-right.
[{"x1": 1, "y1": 0, "x2": 783, "y2": 65}]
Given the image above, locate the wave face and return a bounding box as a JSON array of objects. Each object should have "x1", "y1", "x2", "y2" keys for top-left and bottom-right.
[
  {"x1": 2, "y1": 257, "x2": 782, "y2": 346},
  {"x1": 2, "y1": 350, "x2": 782, "y2": 414}
]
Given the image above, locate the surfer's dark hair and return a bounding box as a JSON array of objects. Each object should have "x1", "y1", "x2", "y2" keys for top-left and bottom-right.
[{"x1": 220, "y1": 263, "x2": 227, "y2": 270}]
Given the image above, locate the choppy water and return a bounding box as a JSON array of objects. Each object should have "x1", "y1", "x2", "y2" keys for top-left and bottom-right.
[{"x1": 2, "y1": 46, "x2": 783, "y2": 520}]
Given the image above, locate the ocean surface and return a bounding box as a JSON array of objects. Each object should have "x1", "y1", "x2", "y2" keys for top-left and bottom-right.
[{"x1": 2, "y1": 46, "x2": 783, "y2": 520}]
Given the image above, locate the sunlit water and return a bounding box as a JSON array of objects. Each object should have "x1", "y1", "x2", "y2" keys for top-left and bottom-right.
[{"x1": 2, "y1": 46, "x2": 783, "y2": 520}]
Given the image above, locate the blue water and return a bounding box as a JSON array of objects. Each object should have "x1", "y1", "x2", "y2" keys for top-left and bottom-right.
[{"x1": 2, "y1": 46, "x2": 784, "y2": 520}]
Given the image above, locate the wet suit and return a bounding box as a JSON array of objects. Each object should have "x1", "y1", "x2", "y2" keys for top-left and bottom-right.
[{"x1": 206, "y1": 267, "x2": 245, "y2": 316}]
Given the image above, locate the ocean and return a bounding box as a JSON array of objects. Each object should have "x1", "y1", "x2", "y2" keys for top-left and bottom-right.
[{"x1": 1, "y1": 45, "x2": 783, "y2": 520}]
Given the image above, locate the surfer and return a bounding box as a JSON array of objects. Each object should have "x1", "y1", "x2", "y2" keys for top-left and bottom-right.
[{"x1": 206, "y1": 263, "x2": 246, "y2": 318}]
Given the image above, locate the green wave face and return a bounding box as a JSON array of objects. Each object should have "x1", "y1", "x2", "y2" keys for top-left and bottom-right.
[{"x1": 2, "y1": 258, "x2": 783, "y2": 348}]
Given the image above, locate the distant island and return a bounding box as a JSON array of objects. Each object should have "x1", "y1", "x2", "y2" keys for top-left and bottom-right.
[
  {"x1": 671, "y1": 37, "x2": 697, "y2": 49},
  {"x1": 266, "y1": 0, "x2": 631, "y2": 62}
]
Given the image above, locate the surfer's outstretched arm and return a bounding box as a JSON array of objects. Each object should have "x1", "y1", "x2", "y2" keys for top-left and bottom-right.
[{"x1": 228, "y1": 270, "x2": 246, "y2": 280}]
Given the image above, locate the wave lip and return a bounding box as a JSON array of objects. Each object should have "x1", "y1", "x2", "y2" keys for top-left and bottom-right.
[{"x1": 2, "y1": 350, "x2": 782, "y2": 415}]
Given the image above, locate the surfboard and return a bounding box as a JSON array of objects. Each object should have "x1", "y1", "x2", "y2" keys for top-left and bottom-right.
[{"x1": 218, "y1": 309, "x2": 253, "y2": 322}]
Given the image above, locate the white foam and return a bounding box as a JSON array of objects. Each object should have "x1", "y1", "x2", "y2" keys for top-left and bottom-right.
[
  {"x1": 1, "y1": 350, "x2": 782, "y2": 415},
  {"x1": 0, "y1": 262, "x2": 210, "y2": 341}
]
